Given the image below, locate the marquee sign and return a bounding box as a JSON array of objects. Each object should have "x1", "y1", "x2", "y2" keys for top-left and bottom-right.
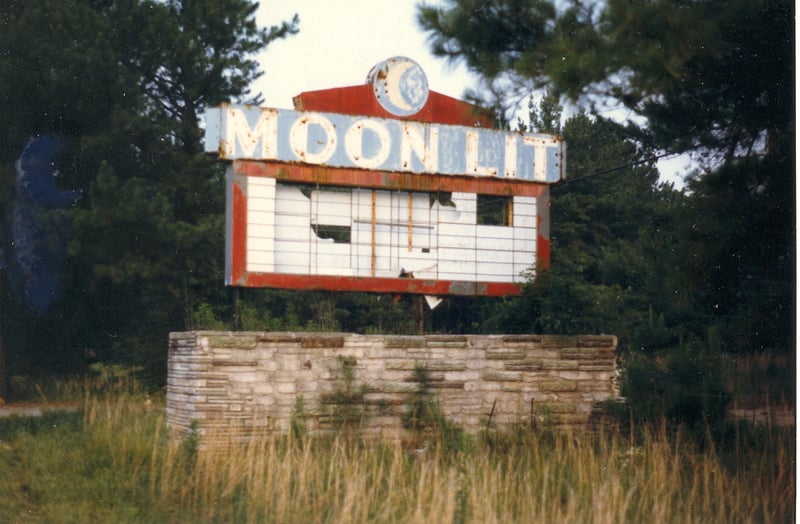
[
  {"x1": 204, "y1": 57, "x2": 566, "y2": 297},
  {"x1": 205, "y1": 105, "x2": 564, "y2": 183}
]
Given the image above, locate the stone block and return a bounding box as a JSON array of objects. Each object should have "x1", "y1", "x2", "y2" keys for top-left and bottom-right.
[
  {"x1": 215, "y1": 359, "x2": 258, "y2": 367},
  {"x1": 381, "y1": 383, "x2": 419, "y2": 394},
  {"x1": 384, "y1": 336, "x2": 424, "y2": 348},
  {"x1": 276, "y1": 383, "x2": 296, "y2": 394},
  {"x1": 256, "y1": 333, "x2": 298, "y2": 344},
  {"x1": 426, "y1": 335, "x2": 467, "y2": 348},
  {"x1": 578, "y1": 363, "x2": 616, "y2": 371},
  {"x1": 296, "y1": 381, "x2": 319, "y2": 393},
  {"x1": 502, "y1": 334, "x2": 543, "y2": 344},
  {"x1": 483, "y1": 370, "x2": 523, "y2": 382},
  {"x1": 210, "y1": 335, "x2": 257, "y2": 349},
  {"x1": 486, "y1": 351, "x2": 527, "y2": 360},
  {"x1": 539, "y1": 378, "x2": 578, "y2": 392},
  {"x1": 385, "y1": 360, "x2": 416, "y2": 371},
  {"x1": 252, "y1": 384, "x2": 274, "y2": 395},
  {"x1": 540, "y1": 335, "x2": 577, "y2": 348},
  {"x1": 443, "y1": 370, "x2": 480, "y2": 382},
  {"x1": 429, "y1": 381, "x2": 465, "y2": 390},
  {"x1": 231, "y1": 372, "x2": 267, "y2": 383},
  {"x1": 425, "y1": 361, "x2": 467, "y2": 372},
  {"x1": 300, "y1": 335, "x2": 346, "y2": 348},
  {"x1": 504, "y1": 359, "x2": 543, "y2": 371},
  {"x1": 541, "y1": 360, "x2": 579, "y2": 370}
]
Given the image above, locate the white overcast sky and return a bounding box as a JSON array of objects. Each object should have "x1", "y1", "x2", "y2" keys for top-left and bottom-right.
[
  {"x1": 253, "y1": 0, "x2": 477, "y2": 109},
  {"x1": 252, "y1": 0, "x2": 692, "y2": 186}
]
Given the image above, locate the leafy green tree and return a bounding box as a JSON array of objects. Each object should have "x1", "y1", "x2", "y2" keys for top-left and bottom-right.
[
  {"x1": 419, "y1": 0, "x2": 792, "y2": 163},
  {"x1": 420, "y1": 0, "x2": 793, "y2": 431},
  {"x1": 0, "y1": 0, "x2": 297, "y2": 389},
  {"x1": 420, "y1": 0, "x2": 794, "y2": 355}
]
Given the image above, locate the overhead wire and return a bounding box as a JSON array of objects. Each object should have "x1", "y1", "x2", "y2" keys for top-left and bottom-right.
[{"x1": 557, "y1": 150, "x2": 681, "y2": 185}]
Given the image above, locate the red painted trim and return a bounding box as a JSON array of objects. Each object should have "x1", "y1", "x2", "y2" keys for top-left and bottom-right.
[
  {"x1": 230, "y1": 181, "x2": 248, "y2": 285},
  {"x1": 233, "y1": 160, "x2": 547, "y2": 198},
  {"x1": 237, "y1": 272, "x2": 521, "y2": 297},
  {"x1": 536, "y1": 235, "x2": 551, "y2": 271},
  {"x1": 536, "y1": 187, "x2": 551, "y2": 272},
  {"x1": 293, "y1": 85, "x2": 495, "y2": 128}
]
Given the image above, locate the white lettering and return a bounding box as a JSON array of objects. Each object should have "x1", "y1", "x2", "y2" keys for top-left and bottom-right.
[
  {"x1": 523, "y1": 136, "x2": 556, "y2": 182},
  {"x1": 207, "y1": 105, "x2": 565, "y2": 182},
  {"x1": 290, "y1": 113, "x2": 337, "y2": 164},
  {"x1": 401, "y1": 123, "x2": 439, "y2": 172},
  {"x1": 225, "y1": 107, "x2": 278, "y2": 159},
  {"x1": 466, "y1": 131, "x2": 498, "y2": 176},
  {"x1": 504, "y1": 135, "x2": 517, "y2": 178},
  {"x1": 344, "y1": 119, "x2": 391, "y2": 169}
]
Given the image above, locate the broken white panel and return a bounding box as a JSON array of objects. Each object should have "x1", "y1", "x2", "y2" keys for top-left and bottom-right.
[
  {"x1": 443, "y1": 193, "x2": 477, "y2": 225},
  {"x1": 274, "y1": 185, "x2": 311, "y2": 274},
  {"x1": 308, "y1": 188, "x2": 353, "y2": 276}
]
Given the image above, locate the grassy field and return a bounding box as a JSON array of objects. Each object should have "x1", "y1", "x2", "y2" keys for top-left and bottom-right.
[{"x1": 0, "y1": 390, "x2": 793, "y2": 523}]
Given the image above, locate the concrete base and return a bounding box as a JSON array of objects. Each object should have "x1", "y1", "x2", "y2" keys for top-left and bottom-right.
[{"x1": 167, "y1": 332, "x2": 618, "y2": 441}]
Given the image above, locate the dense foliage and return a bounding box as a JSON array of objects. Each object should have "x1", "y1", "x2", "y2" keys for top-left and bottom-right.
[{"x1": 0, "y1": 0, "x2": 298, "y2": 386}]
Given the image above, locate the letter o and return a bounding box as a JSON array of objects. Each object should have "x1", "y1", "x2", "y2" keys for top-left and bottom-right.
[{"x1": 289, "y1": 114, "x2": 337, "y2": 165}]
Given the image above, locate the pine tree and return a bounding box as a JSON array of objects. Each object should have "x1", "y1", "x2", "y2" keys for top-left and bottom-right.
[{"x1": 0, "y1": 0, "x2": 298, "y2": 388}]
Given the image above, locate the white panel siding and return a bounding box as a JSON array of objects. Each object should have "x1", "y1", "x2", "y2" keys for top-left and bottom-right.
[
  {"x1": 476, "y1": 225, "x2": 514, "y2": 241},
  {"x1": 310, "y1": 241, "x2": 353, "y2": 276},
  {"x1": 512, "y1": 196, "x2": 537, "y2": 229},
  {"x1": 311, "y1": 189, "x2": 351, "y2": 227},
  {"x1": 246, "y1": 178, "x2": 276, "y2": 272},
  {"x1": 274, "y1": 239, "x2": 310, "y2": 274}
]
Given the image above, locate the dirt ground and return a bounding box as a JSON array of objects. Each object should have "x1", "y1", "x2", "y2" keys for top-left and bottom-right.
[{"x1": 0, "y1": 401, "x2": 80, "y2": 418}]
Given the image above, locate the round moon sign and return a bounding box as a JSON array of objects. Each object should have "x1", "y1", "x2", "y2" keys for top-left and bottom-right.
[{"x1": 367, "y1": 57, "x2": 429, "y2": 117}]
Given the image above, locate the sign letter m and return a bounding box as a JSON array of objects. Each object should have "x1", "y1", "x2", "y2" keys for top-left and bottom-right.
[{"x1": 205, "y1": 105, "x2": 278, "y2": 160}]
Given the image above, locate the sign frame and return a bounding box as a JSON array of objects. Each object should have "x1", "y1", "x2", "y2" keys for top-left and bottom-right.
[{"x1": 206, "y1": 58, "x2": 563, "y2": 297}]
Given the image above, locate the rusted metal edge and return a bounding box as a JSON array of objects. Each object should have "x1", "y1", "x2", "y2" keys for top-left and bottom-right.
[
  {"x1": 232, "y1": 272, "x2": 522, "y2": 297},
  {"x1": 232, "y1": 160, "x2": 548, "y2": 198}
]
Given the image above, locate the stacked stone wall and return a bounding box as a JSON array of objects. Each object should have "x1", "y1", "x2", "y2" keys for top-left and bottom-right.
[{"x1": 167, "y1": 332, "x2": 618, "y2": 440}]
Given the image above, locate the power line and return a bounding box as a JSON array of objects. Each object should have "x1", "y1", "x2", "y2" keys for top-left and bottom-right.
[{"x1": 558, "y1": 150, "x2": 683, "y2": 185}]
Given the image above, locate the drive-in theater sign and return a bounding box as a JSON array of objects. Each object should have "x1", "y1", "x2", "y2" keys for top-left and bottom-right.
[{"x1": 204, "y1": 57, "x2": 565, "y2": 297}]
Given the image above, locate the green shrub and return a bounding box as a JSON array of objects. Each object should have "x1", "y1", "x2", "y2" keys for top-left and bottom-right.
[{"x1": 620, "y1": 333, "x2": 731, "y2": 442}]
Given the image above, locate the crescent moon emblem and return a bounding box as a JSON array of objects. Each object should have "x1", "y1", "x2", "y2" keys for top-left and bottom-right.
[
  {"x1": 383, "y1": 60, "x2": 415, "y2": 112},
  {"x1": 367, "y1": 57, "x2": 429, "y2": 117}
]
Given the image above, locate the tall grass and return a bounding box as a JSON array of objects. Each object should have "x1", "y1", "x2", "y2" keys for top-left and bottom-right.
[{"x1": 0, "y1": 393, "x2": 793, "y2": 523}]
